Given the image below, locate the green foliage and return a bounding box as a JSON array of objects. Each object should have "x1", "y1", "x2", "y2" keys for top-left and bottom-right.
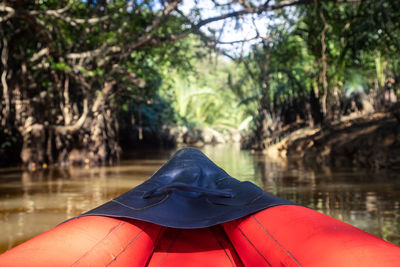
[
  {"x1": 2, "y1": 0, "x2": 400, "y2": 159},
  {"x1": 50, "y1": 61, "x2": 72, "y2": 72},
  {"x1": 161, "y1": 59, "x2": 249, "y2": 129},
  {"x1": 343, "y1": 69, "x2": 368, "y2": 94},
  {"x1": 234, "y1": 0, "x2": 400, "y2": 129}
]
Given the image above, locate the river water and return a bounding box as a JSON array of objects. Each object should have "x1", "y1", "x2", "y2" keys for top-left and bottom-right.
[{"x1": 0, "y1": 145, "x2": 399, "y2": 253}]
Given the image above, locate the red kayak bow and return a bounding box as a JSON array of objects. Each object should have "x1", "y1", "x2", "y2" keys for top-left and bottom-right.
[{"x1": 1, "y1": 148, "x2": 399, "y2": 266}]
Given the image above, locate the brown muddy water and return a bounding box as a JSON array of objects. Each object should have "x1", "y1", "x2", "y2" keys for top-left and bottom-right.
[{"x1": 0, "y1": 145, "x2": 399, "y2": 253}]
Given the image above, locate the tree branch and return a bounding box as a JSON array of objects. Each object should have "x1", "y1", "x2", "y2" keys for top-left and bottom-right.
[
  {"x1": 0, "y1": 4, "x2": 15, "y2": 13},
  {"x1": 29, "y1": 47, "x2": 49, "y2": 62},
  {"x1": 53, "y1": 98, "x2": 89, "y2": 135},
  {"x1": 66, "y1": 44, "x2": 121, "y2": 60},
  {"x1": 30, "y1": 8, "x2": 109, "y2": 27},
  {"x1": 218, "y1": 36, "x2": 260, "y2": 44},
  {"x1": 0, "y1": 4, "x2": 15, "y2": 23},
  {"x1": 67, "y1": 1, "x2": 183, "y2": 60},
  {"x1": 195, "y1": 0, "x2": 313, "y2": 28}
]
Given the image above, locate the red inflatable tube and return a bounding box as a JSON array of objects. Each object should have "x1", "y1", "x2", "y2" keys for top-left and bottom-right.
[
  {"x1": 1, "y1": 206, "x2": 400, "y2": 266},
  {"x1": 223, "y1": 205, "x2": 400, "y2": 267},
  {"x1": 0, "y1": 217, "x2": 243, "y2": 267},
  {"x1": 0, "y1": 216, "x2": 162, "y2": 267},
  {"x1": 147, "y1": 226, "x2": 243, "y2": 266}
]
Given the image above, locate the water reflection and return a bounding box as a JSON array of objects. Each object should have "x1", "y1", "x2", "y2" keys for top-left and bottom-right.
[
  {"x1": 0, "y1": 159, "x2": 163, "y2": 252},
  {"x1": 257, "y1": 159, "x2": 400, "y2": 245},
  {"x1": 0, "y1": 145, "x2": 399, "y2": 253}
]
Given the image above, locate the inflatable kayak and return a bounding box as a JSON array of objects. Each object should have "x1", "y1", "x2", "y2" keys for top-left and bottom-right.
[{"x1": 0, "y1": 148, "x2": 399, "y2": 266}]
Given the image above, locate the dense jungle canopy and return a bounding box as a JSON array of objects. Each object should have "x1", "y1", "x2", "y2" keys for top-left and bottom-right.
[{"x1": 1, "y1": 0, "x2": 399, "y2": 168}]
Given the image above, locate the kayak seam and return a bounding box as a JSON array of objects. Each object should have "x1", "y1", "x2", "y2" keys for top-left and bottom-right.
[
  {"x1": 156, "y1": 229, "x2": 181, "y2": 267},
  {"x1": 237, "y1": 227, "x2": 272, "y2": 267},
  {"x1": 106, "y1": 226, "x2": 147, "y2": 267},
  {"x1": 211, "y1": 226, "x2": 235, "y2": 267},
  {"x1": 71, "y1": 221, "x2": 124, "y2": 267},
  {"x1": 146, "y1": 227, "x2": 166, "y2": 267},
  {"x1": 251, "y1": 215, "x2": 302, "y2": 267},
  {"x1": 111, "y1": 195, "x2": 170, "y2": 210}
]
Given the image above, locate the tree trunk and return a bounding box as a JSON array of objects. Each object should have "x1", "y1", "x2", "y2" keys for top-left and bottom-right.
[
  {"x1": 18, "y1": 81, "x2": 121, "y2": 167},
  {"x1": 1, "y1": 38, "x2": 10, "y2": 127},
  {"x1": 309, "y1": 87, "x2": 323, "y2": 126},
  {"x1": 319, "y1": 8, "x2": 329, "y2": 121}
]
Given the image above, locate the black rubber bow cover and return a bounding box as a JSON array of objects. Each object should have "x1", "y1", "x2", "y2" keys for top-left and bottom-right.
[{"x1": 81, "y1": 148, "x2": 293, "y2": 228}]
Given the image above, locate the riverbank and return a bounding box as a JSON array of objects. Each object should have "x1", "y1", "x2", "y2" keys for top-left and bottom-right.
[
  {"x1": 121, "y1": 124, "x2": 241, "y2": 150},
  {"x1": 262, "y1": 107, "x2": 400, "y2": 169}
]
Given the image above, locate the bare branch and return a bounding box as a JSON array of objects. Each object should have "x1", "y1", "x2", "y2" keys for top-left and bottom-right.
[
  {"x1": 117, "y1": 32, "x2": 187, "y2": 60},
  {"x1": 1, "y1": 1, "x2": 105, "y2": 26},
  {"x1": 28, "y1": 0, "x2": 75, "y2": 15},
  {"x1": 67, "y1": 1, "x2": 183, "y2": 60},
  {"x1": 54, "y1": 98, "x2": 89, "y2": 135},
  {"x1": 29, "y1": 47, "x2": 49, "y2": 62},
  {"x1": 66, "y1": 45, "x2": 121, "y2": 60},
  {"x1": 31, "y1": 8, "x2": 110, "y2": 27},
  {"x1": 196, "y1": 0, "x2": 313, "y2": 28},
  {"x1": 175, "y1": 7, "x2": 237, "y2": 60},
  {"x1": 218, "y1": 36, "x2": 260, "y2": 44}
]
